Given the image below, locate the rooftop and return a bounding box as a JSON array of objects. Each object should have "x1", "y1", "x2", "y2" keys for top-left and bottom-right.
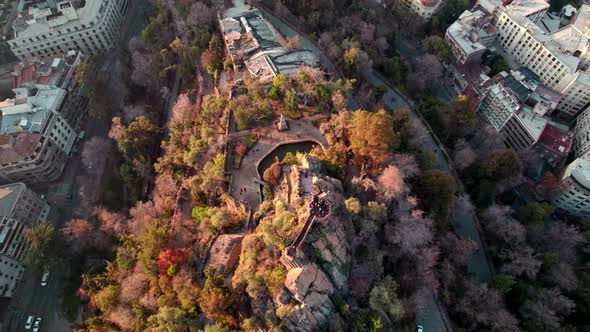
[
  {"x1": 504, "y1": 3, "x2": 590, "y2": 72},
  {"x1": 507, "y1": 0, "x2": 550, "y2": 19},
  {"x1": 515, "y1": 106, "x2": 548, "y2": 140},
  {"x1": 0, "y1": 132, "x2": 42, "y2": 164},
  {"x1": 0, "y1": 183, "x2": 25, "y2": 217},
  {"x1": 537, "y1": 121, "x2": 573, "y2": 156},
  {"x1": 572, "y1": 4, "x2": 590, "y2": 37},
  {"x1": 566, "y1": 158, "x2": 590, "y2": 189},
  {"x1": 447, "y1": 15, "x2": 488, "y2": 56},
  {"x1": 13, "y1": 0, "x2": 104, "y2": 39},
  {"x1": 13, "y1": 51, "x2": 81, "y2": 89},
  {"x1": 419, "y1": 0, "x2": 441, "y2": 8},
  {"x1": 0, "y1": 86, "x2": 64, "y2": 135}
]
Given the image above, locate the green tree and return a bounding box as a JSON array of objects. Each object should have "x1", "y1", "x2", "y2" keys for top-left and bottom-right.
[
  {"x1": 268, "y1": 74, "x2": 288, "y2": 99},
  {"x1": 284, "y1": 88, "x2": 299, "y2": 116},
  {"x1": 137, "y1": 222, "x2": 169, "y2": 276},
  {"x1": 382, "y1": 56, "x2": 407, "y2": 83},
  {"x1": 369, "y1": 275, "x2": 405, "y2": 322},
  {"x1": 22, "y1": 223, "x2": 57, "y2": 269},
  {"x1": 490, "y1": 273, "x2": 516, "y2": 294},
  {"x1": 423, "y1": 35, "x2": 453, "y2": 63},
  {"x1": 490, "y1": 149, "x2": 521, "y2": 179},
  {"x1": 516, "y1": 202, "x2": 554, "y2": 225},
  {"x1": 413, "y1": 170, "x2": 456, "y2": 228},
  {"x1": 94, "y1": 285, "x2": 120, "y2": 313},
  {"x1": 115, "y1": 116, "x2": 160, "y2": 163},
  {"x1": 199, "y1": 153, "x2": 226, "y2": 194},
  {"x1": 345, "y1": 197, "x2": 362, "y2": 215},
  {"x1": 147, "y1": 306, "x2": 190, "y2": 331}
]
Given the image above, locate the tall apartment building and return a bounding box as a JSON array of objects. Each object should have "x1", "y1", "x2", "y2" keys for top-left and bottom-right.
[
  {"x1": 479, "y1": 68, "x2": 573, "y2": 167},
  {"x1": 552, "y1": 158, "x2": 590, "y2": 219},
  {"x1": 574, "y1": 108, "x2": 590, "y2": 159},
  {"x1": 0, "y1": 217, "x2": 27, "y2": 298},
  {"x1": 402, "y1": 0, "x2": 443, "y2": 19},
  {"x1": 495, "y1": 3, "x2": 590, "y2": 118},
  {"x1": 0, "y1": 85, "x2": 78, "y2": 184},
  {"x1": 0, "y1": 183, "x2": 50, "y2": 225},
  {"x1": 8, "y1": 0, "x2": 128, "y2": 61}
]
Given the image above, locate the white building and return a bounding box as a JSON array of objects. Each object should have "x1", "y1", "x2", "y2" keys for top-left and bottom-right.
[
  {"x1": 0, "y1": 183, "x2": 50, "y2": 225},
  {"x1": 479, "y1": 82, "x2": 521, "y2": 130},
  {"x1": 402, "y1": 0, "x2": 443, "y2": 19},
  {"x1": 446, "y1": 9, "x2": 494, "y2": 64},
  {"x1": 9, "y1": 0, "x2": 128, "y2": 61},
  {"x1": 495, "y1": 3, "x2": 590, "y2": 118},
  {"x1": 0, "y1": 85, "x2": 78, "y2": 184},
  {"x1": 0, "y1": 217, "x2": 27, "y2": 298},
  {"x1": 552, "y1": 158, "x2": 590, "y2": 219}
]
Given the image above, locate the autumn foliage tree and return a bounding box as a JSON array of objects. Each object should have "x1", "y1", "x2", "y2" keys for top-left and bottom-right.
[
  {"x1": 349, "y1": 109, "x2": 398, "y2": 168},
  {"x1": 263, "y1": 161, "x2": 282, "y2": 187},
  {"x1": 157, "y1": 249, "x2": 189, "y2": 278}
]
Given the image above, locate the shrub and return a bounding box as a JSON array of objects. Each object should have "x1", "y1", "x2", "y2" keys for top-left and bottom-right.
[
  {"x1": 94, "y1": 285, "x2": 120, "y2": 313},
  {"x1": 263, "y1": 161, "x2": 282, "y2": 187},
  {"x1": 262, "y1": 185, "x2": 273, "y2": 201}
]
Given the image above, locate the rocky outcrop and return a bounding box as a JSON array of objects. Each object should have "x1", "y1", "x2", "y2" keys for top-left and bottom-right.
[
  {"x1": 207, "y1": 234, "x2": 244, "y2": 274},
  {"x1": 283, "y1": 264, "x2": 340, "y2": 331},
  {"x1": 311, "y1": 216, "x2": 350, "y2": 291}
]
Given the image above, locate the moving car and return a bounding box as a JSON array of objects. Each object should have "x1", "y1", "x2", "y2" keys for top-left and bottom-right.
[
  {"x1": 417, "y1": 325, "x2": 424, "y2": 332},
  {"x1": 33, "y1": 317, "x2": 41, "y2": 332},
  {"x1": 25, "y1": 315, "x2": 34, "y2": 329},
  {"x1": 40, "y1": 271, "x2": 50, "y2": 286}
]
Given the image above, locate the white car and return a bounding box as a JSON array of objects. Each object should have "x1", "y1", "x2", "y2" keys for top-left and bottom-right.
[
  {"x1": 25, "y1": 315, "x2": 34, "y2": 329},
  {"x1": 33, "y1": 317, "x2": 41, "y2": 332},
  {"x1": 40, "y1": 271, "x2": 49, "y2": 286}
]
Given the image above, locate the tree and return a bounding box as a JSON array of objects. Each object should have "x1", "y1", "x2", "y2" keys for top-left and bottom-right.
[
  {"x1": 453, "y1": 139, "x2": 476, "y2": 171},
  {"x1": 157, "y1": 249, "x2": 189, "y2": 277},
  {"x1": 423, "y1": 35, "x2": 452, "y2": 63},
  {"x1": 407, "y1": 55, "x2": 443, "y2": 93},
  {"x1": 377, "y1": 165, "x2": 408, "y2": 200},
  {"x1": 82, "y1": 137, "x2": 112, "y2": 173},
  {"x1": 536, "y1": 172, "x2": 561, "y2": 200},
  {"x1": 114, "y1": 116, "x2": 160, "y2": 164},
  {"x1": 454, "y1": 280, "x2": 520, "y2": 332},
  {"x1": 413, "y1": 170, "x2": 456, "y2": 227},
  {"x1": 198, "y1": 153, "x2": 226, "y2": 194},
  {"x1": 520, "y1": 288, "x2": 575, "y2": 331},
  {"x1": 94, "y1": 285, "x2": 120, "y2": 313},
  {"x1": 62, "y1": 219, "x2": 110, "y2": 254},
  {"x1": 369, "y1": 275, "x2": 405, "y2": 322},
  {"x1": 515, "y1": 202, "x2": 554, "y2": 226},
  {"x1": 388, "y1": 213, "x2": 434, "y2": 256},
  {"x1": 350, "y1": 110, "x2": 398, "y2": 167},
  {"x1": 147, "y1": 306, "x2": 190, "y2": 331},
  {"x1": 500, "y1": 246, "x2": 542, "y2": 279},
  {"x1": 489, "y1": 149, "x2": 521, "y2": 179},
  {"x1": 263, "y1": 161, "x2": 282, "y2": 187},
  {"x1": 382, "y1": 56, "x2": 407, "y2": 82},
  {"x1": 438, "y1": 232, "x2": 476, "y2": 267},
  {"x1": 22, "y1": 223, "x2": 57, "y2": 269},
  {"x1": 481, "y1": 205, "x2": 526, "y2": 246},
  {"x1": 344, "y1": 197, "x2": 362, "y2": 215}
]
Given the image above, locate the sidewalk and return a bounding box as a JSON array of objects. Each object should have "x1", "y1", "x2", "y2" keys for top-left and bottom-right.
[{"x1": 228, "y1": 119, "x2": 327, "y2": 210}]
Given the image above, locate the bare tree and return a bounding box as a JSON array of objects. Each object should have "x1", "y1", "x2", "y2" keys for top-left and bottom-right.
[
  {"x1": 94, "y1": 207, "x2": 127, "y2": 236},
  {"x1": 170, "y1": 93, "x2": 194, "y2": 126},
  {"x1": 520, "y1": 287, "x2": 575, "y2": 331},
  {"x1": 535, "y1": 222, "x2": 584, "y2": 264},
  {"x1": 108, "y1": 116, "x2": 124, "y2": 142},
  {"x1": 119, "y1": 267, "x2": 150, "y2": 304},
  {"x1": 122, "y1": 104, "x2": 148, "y2": 123},
  {"x1": 62, "y1": 219, "x2": 110, "y2": 254},
  {"x1": 481, "y1": 205, "x2": 526, "y2": 246},
  {"x1": 453, "y1": 139, "x2": 476, "y2": 171},
  {"x1": 377, "y1": 165, "x2": 408, "y2": 201},
  {"x1": 454, "y1": 280, "x2": 520, "y2": 332},
  {"x1": 390, "y1": 154, "x2": 420, "y2": 178},
  {"x1": 388, "y1": 211, "x2": 434, "y2": 256},
  {"x1": 500, "y1": 246, "x2": 541, "y2": 279},
  {"x1": 438, "y1": 232, "x2": 476, "y2": 267},
  {"x1": 543, "y1": 262, "x2": 578, "y2": 291}
]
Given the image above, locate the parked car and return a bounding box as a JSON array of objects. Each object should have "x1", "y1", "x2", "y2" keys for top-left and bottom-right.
[
  {"x1": 25, "y1": 315, "x2": 34, "y2": 329},
  {"x1": 40, "y1": 271, "x2": 50, "y2": 286},
  {"x1": 33, "y1": 317, "x2": 41, "y2": 332}
]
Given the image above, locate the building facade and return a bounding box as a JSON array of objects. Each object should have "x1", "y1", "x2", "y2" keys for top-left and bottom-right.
[
  {"x1": 9, "y1": 0, "x2": 128, "y2": 61},
  {"x1": 552, "y1": 158, "x2": 590, "y2": 219},
  {"x1": 446, "y1": 8, "x2": 498, "y2": 64},
  {"x1": 0, "y1": 217, "x2": 27, "y2": 298},
  {"x1": 0, "y1": 182, "x2": 50, "y2": 225}
]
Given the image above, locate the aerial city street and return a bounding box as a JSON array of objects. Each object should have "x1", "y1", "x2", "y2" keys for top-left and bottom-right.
[{"x1": 0, "y1": 0, "x2": 588, "y2": 331}]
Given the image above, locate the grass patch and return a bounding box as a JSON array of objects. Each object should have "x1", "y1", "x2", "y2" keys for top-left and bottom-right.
[
  {"x1": 62, "y1": 287, "x2": 80, "y2": 321},
  {"x1": 233, "y1": 154, "x2": 242, "y2": 169},
  {"x1": 236, "y1": 134, "x2": 258, "y2": 148},
  {"x1": 283, "y1": 108, "x2": 302, "y2": 119}
]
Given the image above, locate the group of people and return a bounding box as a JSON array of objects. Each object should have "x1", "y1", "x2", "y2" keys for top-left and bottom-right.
[{"x1": 309, "y1": 195, "x2": 329, "y2": 218}]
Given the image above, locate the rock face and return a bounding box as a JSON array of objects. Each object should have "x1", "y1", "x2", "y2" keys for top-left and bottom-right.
[
  {"x1": 283, "y1": 264, "x2": 340, "y2": 331},
  {"x1": 311, "y1": 216, "x2": 350, "y2": 291},
  {"x1": 207, "y1": 234, "x2": 244, "y2": 273}
]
